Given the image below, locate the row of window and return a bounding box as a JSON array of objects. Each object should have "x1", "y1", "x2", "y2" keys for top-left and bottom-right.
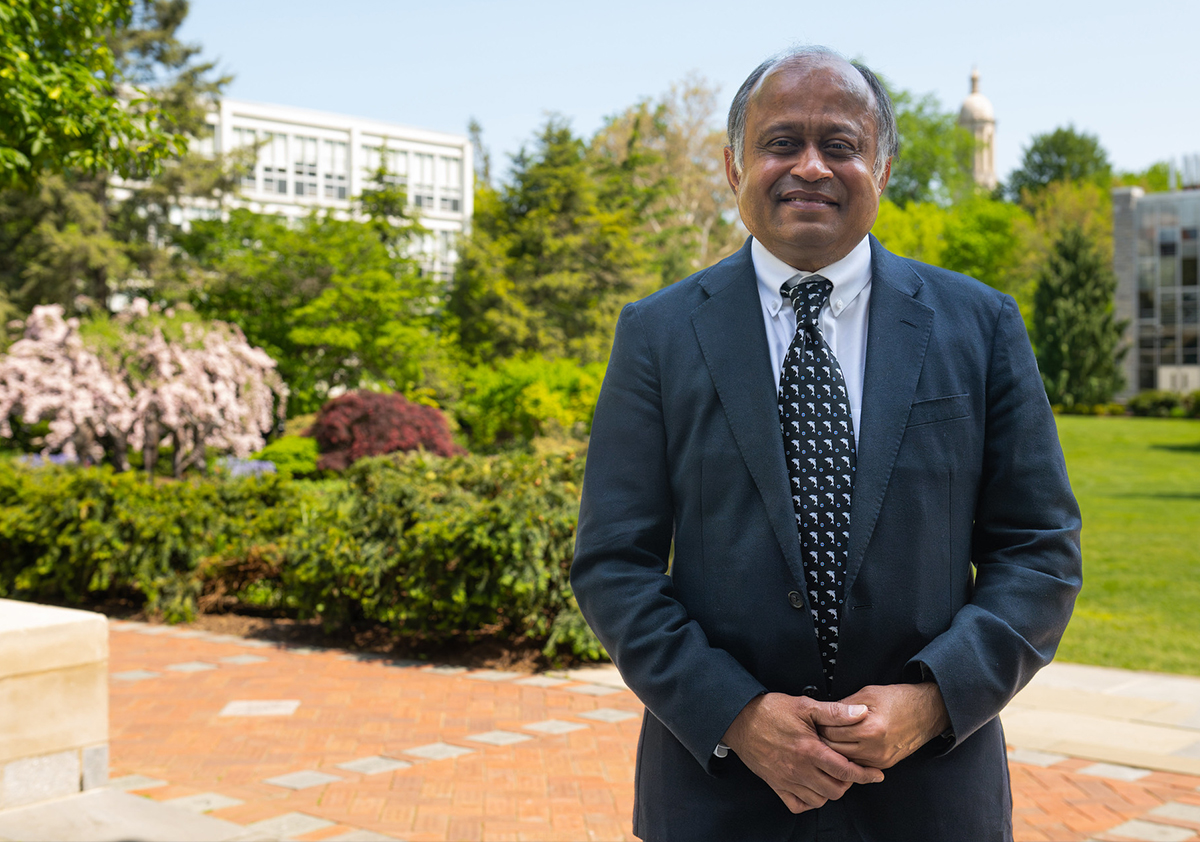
[
  {"x1": 1133, "y1": 216, "x2": 1200, "y2": 387},
  {"x1": 230, "y1": 128, "x2": 463, "y2": 210}
]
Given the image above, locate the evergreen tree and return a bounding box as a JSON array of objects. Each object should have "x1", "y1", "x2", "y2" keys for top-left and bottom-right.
[
  {"x1": 1032, "y1": 225, "x2": 1127, "y2": 409},
  {"x1": 449, "y1": 118, "x2": 658, "y2": 363}
]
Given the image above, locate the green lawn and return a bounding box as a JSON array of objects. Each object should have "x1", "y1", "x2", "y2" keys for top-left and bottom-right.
[{"x1": 1052, "y1": 415, "x2": 1200, "y2": 675}]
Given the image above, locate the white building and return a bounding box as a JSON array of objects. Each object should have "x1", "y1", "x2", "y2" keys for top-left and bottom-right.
[{"x1": 201, "y1": 99, "x2": 473, "y2": 280}]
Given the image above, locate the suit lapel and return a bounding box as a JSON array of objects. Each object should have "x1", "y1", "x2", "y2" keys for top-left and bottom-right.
[
  {"x1": 843, "y1": 237, "x2": 934, "y2": 596},
  {"x1": 690, "y1": 242, "x2": 809, "y2": 590}
]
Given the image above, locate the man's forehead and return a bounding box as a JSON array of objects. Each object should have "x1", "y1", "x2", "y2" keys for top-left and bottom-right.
[{"x1": 752, "y1": 55, "x2": 872, "y2": 108}]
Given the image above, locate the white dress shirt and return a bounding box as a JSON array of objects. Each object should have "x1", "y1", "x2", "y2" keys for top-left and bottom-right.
[
  {"x1": 714, "y1": 235, "x2": 875, "y2": 759},
  {"x1": 752, "y1": 235, "x2": 872, "y2": 446}
]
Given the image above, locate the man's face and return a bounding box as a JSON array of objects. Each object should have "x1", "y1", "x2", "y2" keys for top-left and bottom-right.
[{"x1": 725, "y1": 58, "x2": 891, "y2": 271}]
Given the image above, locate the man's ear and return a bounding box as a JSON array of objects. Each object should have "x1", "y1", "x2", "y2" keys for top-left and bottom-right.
[
  {"x1": 724, "y1": 146, "x2": 740, "y2": 194},
  {"x1": 876, "y1": 157, "x2": 892, "y2": 195}
]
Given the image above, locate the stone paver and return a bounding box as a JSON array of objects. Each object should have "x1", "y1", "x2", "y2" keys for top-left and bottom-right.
[
  {"x1": 464, "y1": 730, "x2": 533, "y2": 746},
  {"x1": 524, "y1": 719, "x2": 588, "y2": 735},
  {"x1": 465, "y1": 670, "x2": 522, "y2": 682},
  {"x1": 1083, "y1": 762, "x2": 1154, "y2": 781},
  {"x1": 166, "y1": 660, "x2": 217, "y2": 672},
  {"x1": 263, "y1": 770, "x2": 343, "y2": 790},
  {"x1": 220, "y1": 654, "x2": 269, "y2": 665},
  {"x1": 237, "y1": 811, "x2": 335, "y2": 838},
  {"x1": 112, "y1": 669, "x2": 160, "y2": 682},
  {"x1": 578, "y1": 707, "x2": 639, "y2": 723},
  {"x1": 1010, "y1": 748, "x2": 1071, "y2": 767},
  {"x1": 565, "y1": 683, "x2": 621, "y2": 696},
  {"x1": 108, "y1": 773, "x2": 167, "y2": 790},
  {"x1": 402, "y1": 742, "x2": 475, "y2": 761},
  {"x1": 219, "y1": 699, "x2": 301, "y2": 716},
  {"x1": 164, "y1": 792, "x2": 244, "y2": 813},
  {"x1": 337, "y1": 756, "x2": 412, "y2": 775},
  {"x1": 1103, "y1": 819, "x2": 1197, "y2": 841},
  {"x1": 95, "y1": 619, "x2": 1200, "y2": 842},
  {"x1": 515, "y1": 675, "x2": 570, "y2": 688}
]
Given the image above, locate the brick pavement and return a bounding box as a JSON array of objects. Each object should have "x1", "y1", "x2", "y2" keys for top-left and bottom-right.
[{"x1": 106, "y1": 621, "x2": 1200, "y2": 842}]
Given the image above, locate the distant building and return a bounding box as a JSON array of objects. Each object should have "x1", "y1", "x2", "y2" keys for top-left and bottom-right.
[
  {"x1": 1113, "y1": 186, "x2": 1200, "y2": 396},
  {"x1": 957, "y1": 69, "x2": 997, "y2": 191},
  {"x1": 194, "y1": 99, "x2": 473, "y2": 280}
]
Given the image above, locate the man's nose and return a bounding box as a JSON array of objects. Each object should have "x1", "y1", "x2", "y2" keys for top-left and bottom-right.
[{"x1": 791, "y1": 146, "x2": 832, "y2": 182}]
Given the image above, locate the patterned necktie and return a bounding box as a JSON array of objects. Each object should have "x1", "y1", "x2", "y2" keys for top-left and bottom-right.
[{"x1": 778, "y1": 276, "x2": 856, "y2": 690}]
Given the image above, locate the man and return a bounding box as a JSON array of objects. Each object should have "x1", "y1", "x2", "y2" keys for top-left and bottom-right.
[{"x1": 571, "y1": 46, "x2": 1082, "y2": 841}]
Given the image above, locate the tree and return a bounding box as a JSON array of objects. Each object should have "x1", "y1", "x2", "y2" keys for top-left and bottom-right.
[
  {"x1": 0, "y1": 301, "x2": 286, "y2": 474},
  {"x1": 939, "y1": 196, "x2": 1030, "y2": 299},
  {"x1": 1008, "y1": 126, "x2": 1111, "y2": 204},
  {"x1": 0, "y1": 0, "x2": 233, "y2": 314},
  {"x1": 1032, "y1": 225, "x2": 1127, "y2": 409},
  {"x1": 0, "y1": 0, "x2": 180, "y2": 187},
  {"x1": 183, "y1": 194, "x2": 440, "y2": 415},
  {"x1": 884, "y1": 87, "x2": 976, "y2": 207},
  {"x1": 590, "y1": 74, "x2": 744, "y2": 283},
  {"x1": 449, "y1": 118, "x2": 658, "y2": 363},
  {"x1": 1115, "y1": 161, "x2": 1170, "y2": 193}
]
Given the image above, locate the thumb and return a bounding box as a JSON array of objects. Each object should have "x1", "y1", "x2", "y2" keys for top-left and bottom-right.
[{"x1": 809, "y1": 701, "x2": 870, "y2": 727}]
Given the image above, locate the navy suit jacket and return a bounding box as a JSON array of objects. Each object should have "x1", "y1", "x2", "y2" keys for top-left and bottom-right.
[{"x1": 571, "y1": 236, "x2": 1082, "y2": 841}]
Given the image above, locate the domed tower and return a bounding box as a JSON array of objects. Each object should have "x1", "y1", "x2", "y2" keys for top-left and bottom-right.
[{"x1": 958, "y1": 68, "x2": 997, "y2": 190}]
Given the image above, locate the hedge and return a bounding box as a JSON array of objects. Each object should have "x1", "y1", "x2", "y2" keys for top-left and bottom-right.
[{"x1": 0, "y1": 450, "x2": 602, "y2": 661}]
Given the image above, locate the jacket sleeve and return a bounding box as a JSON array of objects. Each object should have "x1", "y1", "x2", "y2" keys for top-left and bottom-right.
[
  {"x1": 906, "y1": 295, "x2": 1083, "y2": 748},
  {"x1": 571, "y1": 302, "x2": 767, "y2": 771}
]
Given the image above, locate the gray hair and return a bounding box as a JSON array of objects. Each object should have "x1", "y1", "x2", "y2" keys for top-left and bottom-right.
[{"x1": 726, "y1": 46, "x2": 899, "y2": 181}]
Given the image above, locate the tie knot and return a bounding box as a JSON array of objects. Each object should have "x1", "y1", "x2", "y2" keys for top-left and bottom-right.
[{"x1": 782, "y1": 276, "x2": 833, "y2": 331}]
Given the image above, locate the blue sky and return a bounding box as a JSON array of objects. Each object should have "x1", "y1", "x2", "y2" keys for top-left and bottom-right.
[{"x1": 180, "y1": 0, "x2": 1199, "y2": 184}]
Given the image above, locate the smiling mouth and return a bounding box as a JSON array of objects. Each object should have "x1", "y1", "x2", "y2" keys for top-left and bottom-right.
[{"x1": 779, "y1": 191, "x2": 837, "y2": 208}]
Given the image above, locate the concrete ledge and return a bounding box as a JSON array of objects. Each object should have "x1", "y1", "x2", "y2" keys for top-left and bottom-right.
[{"x1": 0, "y1": 601, "x2": 108, "y2": 809}]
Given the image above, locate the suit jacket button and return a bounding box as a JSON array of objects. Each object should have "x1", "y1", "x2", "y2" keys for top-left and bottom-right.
[
  {"x1": 787, "y1": 591, "x2": 803, "y2": 608},
  {"x1": 802, "y1": 685, "x2": 820, "y2": 698}
]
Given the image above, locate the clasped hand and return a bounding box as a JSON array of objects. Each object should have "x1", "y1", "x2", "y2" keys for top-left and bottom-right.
[{"x1": 721, "y1": 683, "x2": 949, "y2": 814}]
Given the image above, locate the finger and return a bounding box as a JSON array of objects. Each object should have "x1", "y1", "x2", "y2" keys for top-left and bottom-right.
[
  {"x1": 772, "y1": 786, "x2": 817, "y2": 815},
  {"x1": 821, "y1": 738, "x2": 874, "y2": 766},
  {"x1": 819, "y1": 723, "x2": 867, "y2": 742},
  {"x1": 816, "y1": 747, "x2": 885, "y2": 784},
  {"x1": 809, "y1": 702, "x2": 870, "y2": 727}
]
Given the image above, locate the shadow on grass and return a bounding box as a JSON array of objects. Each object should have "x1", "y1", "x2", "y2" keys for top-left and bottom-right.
[
  {"x1": 1107, "y1": 492, "x2": 1200, "y2": 499},
  {"x1": 1150, "y1": 442, "x2": 1200, "y2": 453}
]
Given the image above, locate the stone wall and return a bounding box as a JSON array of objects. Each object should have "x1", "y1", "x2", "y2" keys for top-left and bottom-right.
[{"x1": 0, "y1": 600, "x2": 108, "y2": 809}]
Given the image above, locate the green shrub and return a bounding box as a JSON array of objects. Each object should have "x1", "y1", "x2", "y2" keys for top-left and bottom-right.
[
  {"x1": 0, "y1": 450, "x2": 603, "y2": 662},
  {"x1": 0, "y1": 464, "x2": 307, "y2": 622},
  {"x1": 1187, "y1": 391, "x2": 1200, "y2": 419},
  {"x1": 280, "y1": 450, "x2": 601, "y2": 660},
  {"x1": 1127, "y1": 390, "x2": 1185, "y2": 417},
  {"x1": 454, "y1": 357, "x2": 603, "y2": 450},
  {"x1": 253, "y1": 435, "x2": 320, "y2": 479}
]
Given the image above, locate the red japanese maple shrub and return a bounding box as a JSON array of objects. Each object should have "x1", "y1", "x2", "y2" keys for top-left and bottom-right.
[{"x1": 310, "y1": 391, "x2": 463, "y2": 471}]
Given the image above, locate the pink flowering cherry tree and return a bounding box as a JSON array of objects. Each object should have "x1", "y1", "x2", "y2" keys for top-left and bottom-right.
[{"x1": 0, "y1": 302, "x2": 287, "y2": 476}]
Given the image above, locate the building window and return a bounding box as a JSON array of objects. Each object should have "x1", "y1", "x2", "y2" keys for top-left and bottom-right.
[
  {"x1": 322, "y1": 140, "x2": 348, "y2": 200},
  {"x1": 362, "y1": 145, "x2": 408, "y2": 190},
  {"x1": 232, "y1": 127, "x2": 257, "y2": 189},
  {"x1": 413, "y1": 152, "x2": 435, "y2": 210},
  {"x1": 261, "y1": 132, "x2": 289, "y2": 195},
  {"x1": 293, "y1": 136, "x2": 318, "y2": 198},
  {"x1": 439, "y1": 156, "x2": 462, "y2": 212}
]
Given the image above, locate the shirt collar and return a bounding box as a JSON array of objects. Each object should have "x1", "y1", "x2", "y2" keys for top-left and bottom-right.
[{"x1": 752, "y1": 235, "x2": 873, "y2": 318}]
